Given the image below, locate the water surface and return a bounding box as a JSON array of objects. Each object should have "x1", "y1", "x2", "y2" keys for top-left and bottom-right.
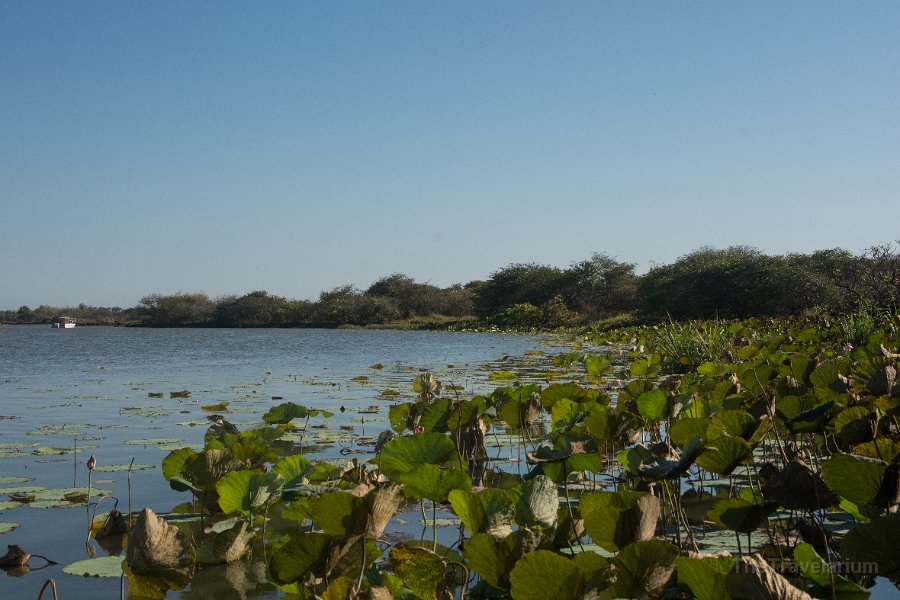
[{"x1": 0, "y1": 325, "x2": 557, "y2": 598}]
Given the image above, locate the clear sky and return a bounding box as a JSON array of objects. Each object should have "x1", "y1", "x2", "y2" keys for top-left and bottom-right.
[{"x1": 2, "y1": 2, "x2": 898, "y2": 309}]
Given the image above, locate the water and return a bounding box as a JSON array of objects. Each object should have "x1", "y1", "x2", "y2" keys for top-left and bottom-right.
[{"x1": 0, "y1": 325, "x2": 556, "y2": 599}]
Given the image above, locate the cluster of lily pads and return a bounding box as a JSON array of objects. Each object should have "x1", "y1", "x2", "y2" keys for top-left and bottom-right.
[{"x1": 59, "y1": 313, "x2": 900, "y2": 599}]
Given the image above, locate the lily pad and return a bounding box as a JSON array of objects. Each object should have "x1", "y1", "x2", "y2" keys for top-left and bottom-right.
[
  {"x1": 0, "y1": 522, "x2": 19, "y2": 534},
  {"x1": 124, "y1": 438, "x2": 184, "y2": 447},
  {"x1": 63, "y1": 555, "x2": 124, "y2": 578},
  {"x1": 93, "y1": 463, "x2": 155, "y2": 472},
  {"x1": 0, "y1": 477, "x2": 33, "y2": 485}
]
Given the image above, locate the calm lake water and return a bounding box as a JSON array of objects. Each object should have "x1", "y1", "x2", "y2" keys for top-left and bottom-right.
[{"x1": 0, "y1": 325, "x2": 560, "y2": 599}]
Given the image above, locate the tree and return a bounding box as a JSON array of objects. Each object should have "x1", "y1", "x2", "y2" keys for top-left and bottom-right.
[
  {"x1": 138, "y1": 293, "x2": 215, "y2": 327},
  {"x1": 568, "y1": 253, "x2": 638, "y2": 317},
  {"x1": 214, "y1": 291, "x2": 293, "y2": 327},
  {"x1": 473, "y1": 263, "x2": 574, "y2": 317}
]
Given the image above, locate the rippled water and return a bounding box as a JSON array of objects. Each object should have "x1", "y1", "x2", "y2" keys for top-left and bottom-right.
[{"x1": 0, "y1": 325, "x2": 557, "y2": 599}]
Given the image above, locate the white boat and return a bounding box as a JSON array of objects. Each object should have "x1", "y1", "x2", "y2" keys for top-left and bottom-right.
[{"x1": 51, "y1": 316, "x2": 76, "y2": 328}]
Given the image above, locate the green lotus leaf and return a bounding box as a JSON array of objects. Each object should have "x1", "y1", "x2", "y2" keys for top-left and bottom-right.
[
  {"x1": 268, "y1": 531, "x2": 334, "y2": 584},
  {"x1": 399, "y1": 464, "x2": 471, "y2": 502},
  {"x1": 585, "y1": 354, "x2": 613, "y2": 379},
  {"x1": 697, "y1": 362, "x2": 731, "y2": 378},
  {"x1": 216, "y1": 470, "x2": 283, "y2": 515},
  {"x1": 833, "y1": 407, "x2": 875, "y2": 446},
  {"x1": 670, "y1": 417, "x2": 710, "y2": 448},
  {"x1": 786, "y1": 400, "x2": 836, "y2": 433},
  {"x1": 794, "y1": 543, "x2": 870, "y2": 599},
  {"x1": 271, "y1": 454, "x2": 313, "y2": 489},
  {"x1": 630, "y1": 358, "x2": 662, "y2": 380},
  {"x1": 446, "y1": 396, "x2": 486, "y2": 431},
  {"x1": 821, "y1": 453, "x2": 887, "y2": 507},
  {"x1": 695, "y1": 436, "x2": 751, "y2": 476},
  {"x1": 389, "y1": 403, "x2": 412, "y2": 432},
  {"x1": 579, "y1": 490, "x2": 647, "y2": 515},
  {"x1": 609, "y1": 539, "x2": 678, "y2": 598},
  {"x1": 509, "y1": 550, "x2": 585, "y2": 600},
  {"x1": 838, "y1": 512, "x2": 900, "y2": 581},
  {"x1": 617, "y1": 444, "x2": 654, "y2": 475},
  {"x1": 584, "y1": 405, "x2": 617, "y2": 443},
  {"x1": 379, "y1": 432, "x2": 458, "y2": 479},
  {"x1": 463, "y1": 532, "x2": 517, "y2": 590},
  {"x1": 706, "y1": 410, "x2": 757, "y2": 441},
  {"x1": 541, "y1": 383, "x2": 591, "y2": 408},
  {"x1": 707, "y1": 497, "x2": 775, "y2": 533},
  {"x1": 449, "y1": 487, "x2": 519, "y2": 538},
  {"x1": 308, "y1": 490, "x2": 368, "y2": 536},
  {"x1": 320, "y1": 576, "x2": 353, "y2": 600},
  {"x1": 390, "y1": 543, "x2": 448, "y2": 600},
  {"x1": 420, "y1": 397, "x2": 452, "y2": 433},
  {"x1": 675, "y1": 554, "x2": 735, "y2": 600},
  {"x1": 853, "y1": 438, "x2": 900, "y2": 462},
  {"x1": 551, "y1": 398, "x2": 585, "y2": 431},
  {"x1": 263, "y1": 402, "x2": 310, "y2": 424},
  {"x1": 281, "y1": 496, "x2": 312, "y2": 522},
  {"x1": 571, "y1": 550, "x2": 610, "y2": 578},
  {"x1": 637, "y1": 390, "x2": 669, "y2": 421},
  {"x1": 63, "y1": 555, "x2": 124, "y2": 577},
  {"x1": 582, "y1": 494, "x2": 660, "y2": 552}
]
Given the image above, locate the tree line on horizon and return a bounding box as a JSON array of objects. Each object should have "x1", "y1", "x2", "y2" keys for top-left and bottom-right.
[{"x1": 4, "y1": 242, "x2": 899, "y2": 329}]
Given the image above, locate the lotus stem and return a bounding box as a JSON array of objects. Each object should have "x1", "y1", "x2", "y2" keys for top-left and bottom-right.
[
  {"x1": 127, "y1": 457, "x2": 134, "y2": 529},
  {"x1": 36, "y1": 578, "x2": 58, "y2": 600}
]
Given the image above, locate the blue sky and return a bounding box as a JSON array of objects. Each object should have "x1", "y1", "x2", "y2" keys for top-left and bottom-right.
[{"x1": 2, "y1": 2, "x2": 898, "y2": 309}]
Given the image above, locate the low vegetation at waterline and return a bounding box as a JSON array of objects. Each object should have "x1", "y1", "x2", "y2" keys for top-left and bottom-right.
[
  {"x1": 3, "y1": 242, "x2": 899, "y2": 328},
  {"x1": 4, "y1": 312, "x2": 898, "y2": 598}
]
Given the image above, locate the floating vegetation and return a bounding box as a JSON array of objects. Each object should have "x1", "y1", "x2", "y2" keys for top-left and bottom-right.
[
  {"x1": 201, "y1": 401, "x2": 230, "y2": 412},
  {"x1": 0, "y1": 477, "x2": 33, "y2": 485},
  {"x1": 62, "y1": 555, "x2": 124, "y2": 577},
  {"x1": 123, "y1": 438, "x2": 184, "y2": 447},
  {"x1": 488, "y1": 370, "x2": 517, "y2": 380},
  {"x1": 93, "y1": 463, "x2": 155, "y2": 472},
  {"x1": 33, "y1": 445, "x2": 96, "y2": 456},
  {"x1": 170, "y1": 390, "x2": 192, "y2": 398},
  {"x1": 3, "y1": 316, "x2": 899, "y2": 599},
  {"x1": 27, "y1": 424, "x2": 90, "y2": 436},
  {"x1": 0, "y1": 522, "x2": 19, "y2": 534},
  {"x1": 122, "y1": 406, "x2": 175, "y2": 417}
]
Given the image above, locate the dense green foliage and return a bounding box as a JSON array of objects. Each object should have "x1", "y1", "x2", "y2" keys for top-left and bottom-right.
[
  {"x1": 3, "y1": 242, "x2": 898, "y2": 327},
  {"x1": 73, "y1": 311, "x2": 899, "y2": 599}
]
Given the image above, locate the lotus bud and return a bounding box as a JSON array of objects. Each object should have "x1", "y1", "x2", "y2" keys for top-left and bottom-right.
[{"x1": 87, "y1": 454, "x2": 97, "y2": 471}]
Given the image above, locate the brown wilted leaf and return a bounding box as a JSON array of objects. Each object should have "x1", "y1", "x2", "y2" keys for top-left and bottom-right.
[
  {"x1": 96, "y1": 508, "x2": 128, "y2": 538},
  {"x1": 126, "y1": 508, "x2": 195, "y2": 578},
  {"x1": 726, "y1": 554, "x2": 814, "y2": 600},
  {"x1": 762, "y1": 459, "x2": 837, "y2": 510}
]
